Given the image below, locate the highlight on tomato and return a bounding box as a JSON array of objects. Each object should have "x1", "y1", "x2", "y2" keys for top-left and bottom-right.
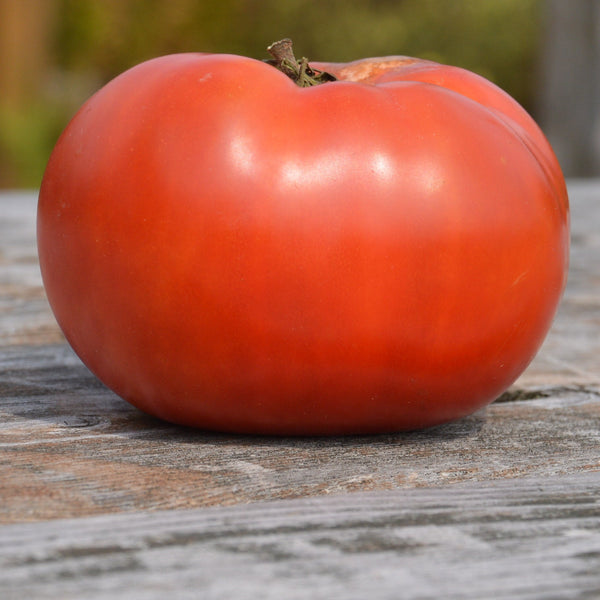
[{"x1": 37, "y1": 40, "x2": 569, "y2": 435}]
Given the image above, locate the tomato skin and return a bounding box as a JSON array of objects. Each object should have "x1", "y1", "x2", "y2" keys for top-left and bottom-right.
[{"x1": 38, "y1": 52, "x2": 569, "y2": 435}]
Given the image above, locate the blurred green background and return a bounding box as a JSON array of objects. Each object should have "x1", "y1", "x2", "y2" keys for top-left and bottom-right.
[{"x1": 0, "y1": 0, "x2": 575, "y2": 188}]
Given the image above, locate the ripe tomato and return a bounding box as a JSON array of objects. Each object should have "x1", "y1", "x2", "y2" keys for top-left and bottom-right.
[{"x1": 38, "y1": 41, "x2": 569, "y2": 435}]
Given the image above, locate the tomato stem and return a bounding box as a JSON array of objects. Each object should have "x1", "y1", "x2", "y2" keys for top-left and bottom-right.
[{"x1": 266, "y1": 39, "x2": 336, "y2": 87}]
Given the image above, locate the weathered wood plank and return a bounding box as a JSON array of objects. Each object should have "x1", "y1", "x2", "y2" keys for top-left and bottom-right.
[
  {"x1": 0, "y1": 191, "x2": 63, "y2": 346},
  {"x1": 1, "y1": 184, "x2": 599, "y2": 523},
  {"x1": 1, "y1": 471, "x2": 600, "y2": 600},
  {"x1": 0, "y1": 339, "x2": 599, "y2": 523}
]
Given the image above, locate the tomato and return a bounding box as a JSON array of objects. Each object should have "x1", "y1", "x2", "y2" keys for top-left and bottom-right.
[{"x1": 38, "y1": 41, "x2": 569, "y2": 435}]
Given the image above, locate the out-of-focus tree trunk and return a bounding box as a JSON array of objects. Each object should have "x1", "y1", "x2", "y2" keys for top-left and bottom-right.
[
  {"x1": 0, "y1": 0, "x2": 57, "y2": 109},
  {"x1": 538, "y1": 0, "x2": 600, "y2": 177}
]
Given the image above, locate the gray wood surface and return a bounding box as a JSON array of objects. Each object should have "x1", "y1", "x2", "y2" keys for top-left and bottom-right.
[
  {"x1": 1, "y1": 183, "x2": 599, "y2": 598},
  {"x1": 1, "y1": 471, "x2": 599, "y2": 600}
]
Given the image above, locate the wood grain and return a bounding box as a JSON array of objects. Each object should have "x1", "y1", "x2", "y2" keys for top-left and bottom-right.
[
  {"x1": 1, "y1": 341, "x2": 599, "y2": 524},
  {"x1": 0, "y1": 191, "x2": 63, "y2": 346},
  {"x1": 1, "y1": 184, "x2": 599, "y2": 524},
  {"x1": 1, "y1": 471, "x2": 600, "y2": 599}
]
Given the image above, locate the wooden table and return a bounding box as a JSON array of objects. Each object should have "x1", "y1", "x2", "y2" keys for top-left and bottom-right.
[{"x1": 1, "y1": 183, "x2": 599, "y2": 599}]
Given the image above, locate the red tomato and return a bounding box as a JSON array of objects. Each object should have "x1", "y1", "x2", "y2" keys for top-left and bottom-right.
[{"x1": 38, "y1": 43, "x2": 569, "y2": 435}]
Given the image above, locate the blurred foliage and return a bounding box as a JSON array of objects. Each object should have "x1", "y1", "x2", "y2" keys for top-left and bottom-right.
[{"x1": 1, "y1": 0, "x2": 542, "y2": 188}]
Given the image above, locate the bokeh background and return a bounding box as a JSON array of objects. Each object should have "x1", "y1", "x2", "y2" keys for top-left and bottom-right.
[{"x1": 0, "y1": 0, "x2": 596, "y2": 188}]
